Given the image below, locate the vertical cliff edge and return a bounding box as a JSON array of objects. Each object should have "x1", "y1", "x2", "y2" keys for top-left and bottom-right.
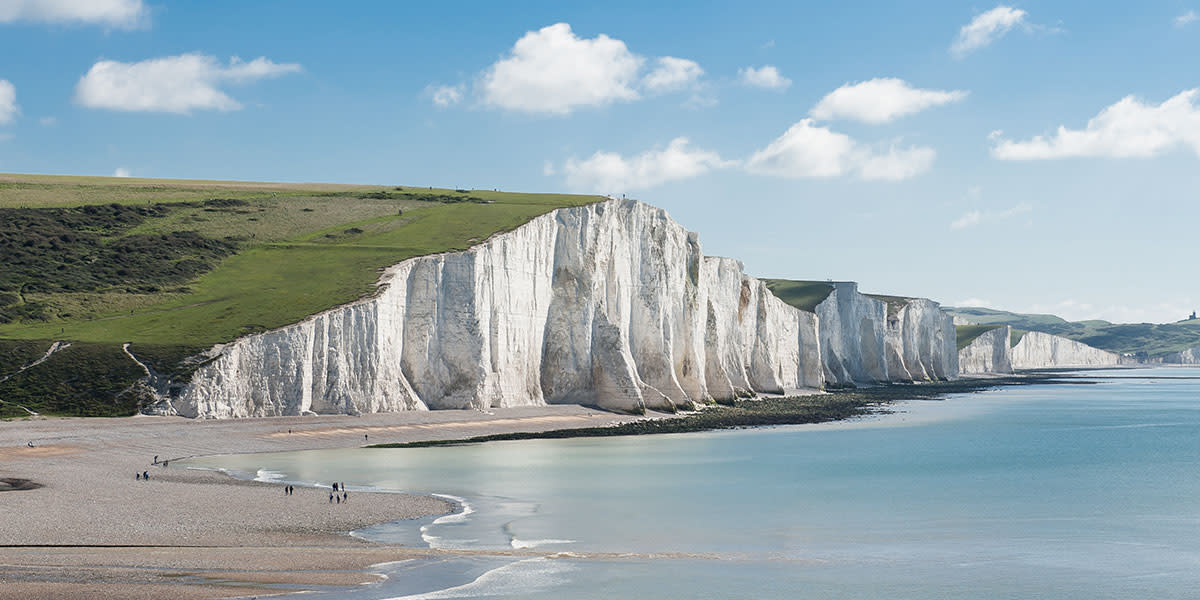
[{"x1": 165, "y1": 199, "x2": 956, "y2": 418}]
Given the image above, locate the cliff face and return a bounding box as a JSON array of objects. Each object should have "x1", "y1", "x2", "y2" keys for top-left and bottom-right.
[
  {"x1": 1010, "y1": 331, "x2": 1119, "y2": 369},
  {"x1": 958, "y1": 326, "x2": 1013, "y2": 375},
  {"x1": 883, "y1": 299, "x2": 958, "y2": 382},
  {"x1": 812, "y1": 289, "x2": 957, "y2": 385},
  {"x1": 1164, "y1": 347, "x2": 1200, "y2": 364},
  {"x1": 169, "y1": 199, "x2": 958, "y2": 418},
  {"x1": 813, "y1": 283, "x2": 887, "y2": 385},
  {"x1": 172, "y1": 200, "x2": 828, "y2": 418}
]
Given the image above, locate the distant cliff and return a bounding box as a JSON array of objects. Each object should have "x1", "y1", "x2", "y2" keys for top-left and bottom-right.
[
  {"x1": 161, "y1": 200, "x2": 959, "y2": 418},
  {"x1": 958, "y1": 324, "x2": 1118, "y2": 373},
  {"x1": 958, "y1": 325, "x2": 1012, "y2": 375},
  {"x1": 1010, "y1": 331, "x2": 1119, "y2": 369},
  {"x1": 1162, "y1": 346, "x2": 1200, "y2": 365}
]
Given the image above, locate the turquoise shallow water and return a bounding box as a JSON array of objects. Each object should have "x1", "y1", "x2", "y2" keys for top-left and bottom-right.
[{"x1": 187, "y1": 368, "x2": 1200, "y2": 599}]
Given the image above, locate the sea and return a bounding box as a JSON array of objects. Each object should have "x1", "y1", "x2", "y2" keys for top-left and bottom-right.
[{"x1": 184, "y1": 367, "x2": 1200, "y2": 599}]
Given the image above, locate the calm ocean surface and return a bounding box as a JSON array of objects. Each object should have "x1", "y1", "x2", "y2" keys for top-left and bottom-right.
[{"x1": 187, "y1": 367, "x2": 1200, "y2": 599}]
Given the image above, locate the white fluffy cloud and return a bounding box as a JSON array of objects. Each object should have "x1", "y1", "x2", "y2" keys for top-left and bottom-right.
[
  {"x1": 745, "y1": 119, "x2": 934, "y2": 181},
  {"x1": 0, "y1": 79, "x2": 16, "y2": 124},
  {"x1": 476, "y1": 23, "x2": 704, "y2": 114},
  {"x1": 951, "y1": 5, "x2": 1027, "y2": 57},
  {"x1": 949, "y1": 202, "x2": 1031, "y2": 229},
  {"x1": 428, "y1": 84, "x2": 463, "y2": 107},
  {"x1": 738, "y1": 65, "x2": 790, "y2": 90},
  {"x1": 810, "y1": 78, "x2": 967, "y2": 124},
  {"x1": 481, "y1": 23, "x2": 643, "y2": 114},
  {"x1": 643, "y1": 57, "x2": 703, "y2": 93},
  {"x1": 74, "y1": 53, "x2": 302, "y2": 114},
  {"x1": 562, "y1": 137, "x2": 730, "y2": 192},
  {"x1": 1175, "y1": 10, "x2": 1198, "y2": 27},
  {"x1": 991, "y1": 89, "x2": 1200, "y2": 160},
  {"x1": 0, "y1": 0, "x2": 147, "y2": 29},
  {"x1": 112, "y1": 167, "x2": 131, "y2": 178}
]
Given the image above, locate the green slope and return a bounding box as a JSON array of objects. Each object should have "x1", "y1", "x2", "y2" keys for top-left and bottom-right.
[
  {"x1": 955, "y1": 324, "x2": 1005, "y2": 351},
  {"x1": 0, "y1": 174, "x2": 600, "y2": 345},
  {"x1": 0, "y1": 174, "x2": 600, "y2": 416},
  {"x1": 762, "y1": 279, "x2": 835, "y2": 313}
]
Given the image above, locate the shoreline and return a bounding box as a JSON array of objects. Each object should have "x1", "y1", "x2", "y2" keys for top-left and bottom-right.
[
  {"x1": 373, "y1": 373, "x2": 1084, "y2": 449},
  {"x1": 0, "y1": 405, "x2": 645, "y2": 599},
  {"x1": 0, "y1": 374, "x2": 1089, "y2": 599}
]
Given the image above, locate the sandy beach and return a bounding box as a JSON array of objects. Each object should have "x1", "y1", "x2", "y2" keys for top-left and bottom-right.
[{"x1": 0, "y1": 406, "x2": 645, "y2": 599}]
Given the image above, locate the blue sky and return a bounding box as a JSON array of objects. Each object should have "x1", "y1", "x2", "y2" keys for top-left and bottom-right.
[{"x1": 1, "y1": 1, "x2": 1197, "y2": 323}]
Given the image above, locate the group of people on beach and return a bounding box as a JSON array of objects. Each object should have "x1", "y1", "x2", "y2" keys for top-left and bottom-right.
[
  {"x1": 328, "y1": 482, "x2": 348, "y2": 504},
  {"x1": 134, "y1": 455, "x2": 171, "y2": 480},
  {"x1": 281, "y1": 482, "x2": 349, "y2": 504}
]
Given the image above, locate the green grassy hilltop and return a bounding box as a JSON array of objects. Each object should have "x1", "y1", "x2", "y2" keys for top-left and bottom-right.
[
  {"x1": 0, "y1": 173, "x2": 600, "y2": 417},
  {"x1": 761, "y1": 279, "x2": 835, "y2": 313}
]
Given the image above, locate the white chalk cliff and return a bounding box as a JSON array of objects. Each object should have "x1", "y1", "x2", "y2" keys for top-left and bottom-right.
[
  {"x1": 1164, "y1": 346, "x2": 1200, "y2": 364},
  {"x1": 166, "y1": 199, "x2": 956, "y2": 418},
  {"x1": 1010, "y1": 331, "x2": 1119, "y2": 369},
  {"x1": 958, "y1": 326, "x2": 1013, "y2": 375},
  {"x1": 882, "y1": 298, "x2": 959, "y2": 382}
]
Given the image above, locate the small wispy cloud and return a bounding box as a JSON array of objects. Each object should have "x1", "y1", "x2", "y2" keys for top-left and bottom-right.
[
  {"x1": 1175, "y1": 10, "x2": 1198, "y2": 27},
  {"x1": 810, "y1": 78, "x2": 966, "y2": 123},
  {"x1": 954, "y1": 297, "x2": 998, "y2": 309},
  {"x1": 0, "y1": 79, "x2": 17, "y2": 125},
  {"x1": 113, "y1": 167, "x2": 132, "y2": 178},
  {"x1": 951, "y1": 5, "x2": 1028, "y2": 58},
  {"x1": 738, "y1": 65, "x2": 791, "y2": 90},
  {"x1": 950, "y1": 202, "x2": 1032, "y2": 229},
  {"x1": 643, "y1": 57, "x2": 704, "y2": 94},
  {"x1": 427, "y1": 84, "x2": 463, "y2": 107}
]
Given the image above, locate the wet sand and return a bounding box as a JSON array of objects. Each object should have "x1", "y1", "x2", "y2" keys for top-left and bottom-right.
[{"x1": 0, "y1": 406, "x2": 644, "y2": 599}]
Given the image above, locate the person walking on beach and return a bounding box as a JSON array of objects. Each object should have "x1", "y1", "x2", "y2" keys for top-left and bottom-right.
[
  {"x1": 329, "y1": 492, "x2": 333, "y2": 503},
  {"x1": 136, "y1": 472, "x2": 140, "y2": 480},
  {"x1": 142, "y1": 471, "x2": 149, "y2": 480},
  {"x1": 343, "y1": 491, "x2": 348, "y2": 502}
]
